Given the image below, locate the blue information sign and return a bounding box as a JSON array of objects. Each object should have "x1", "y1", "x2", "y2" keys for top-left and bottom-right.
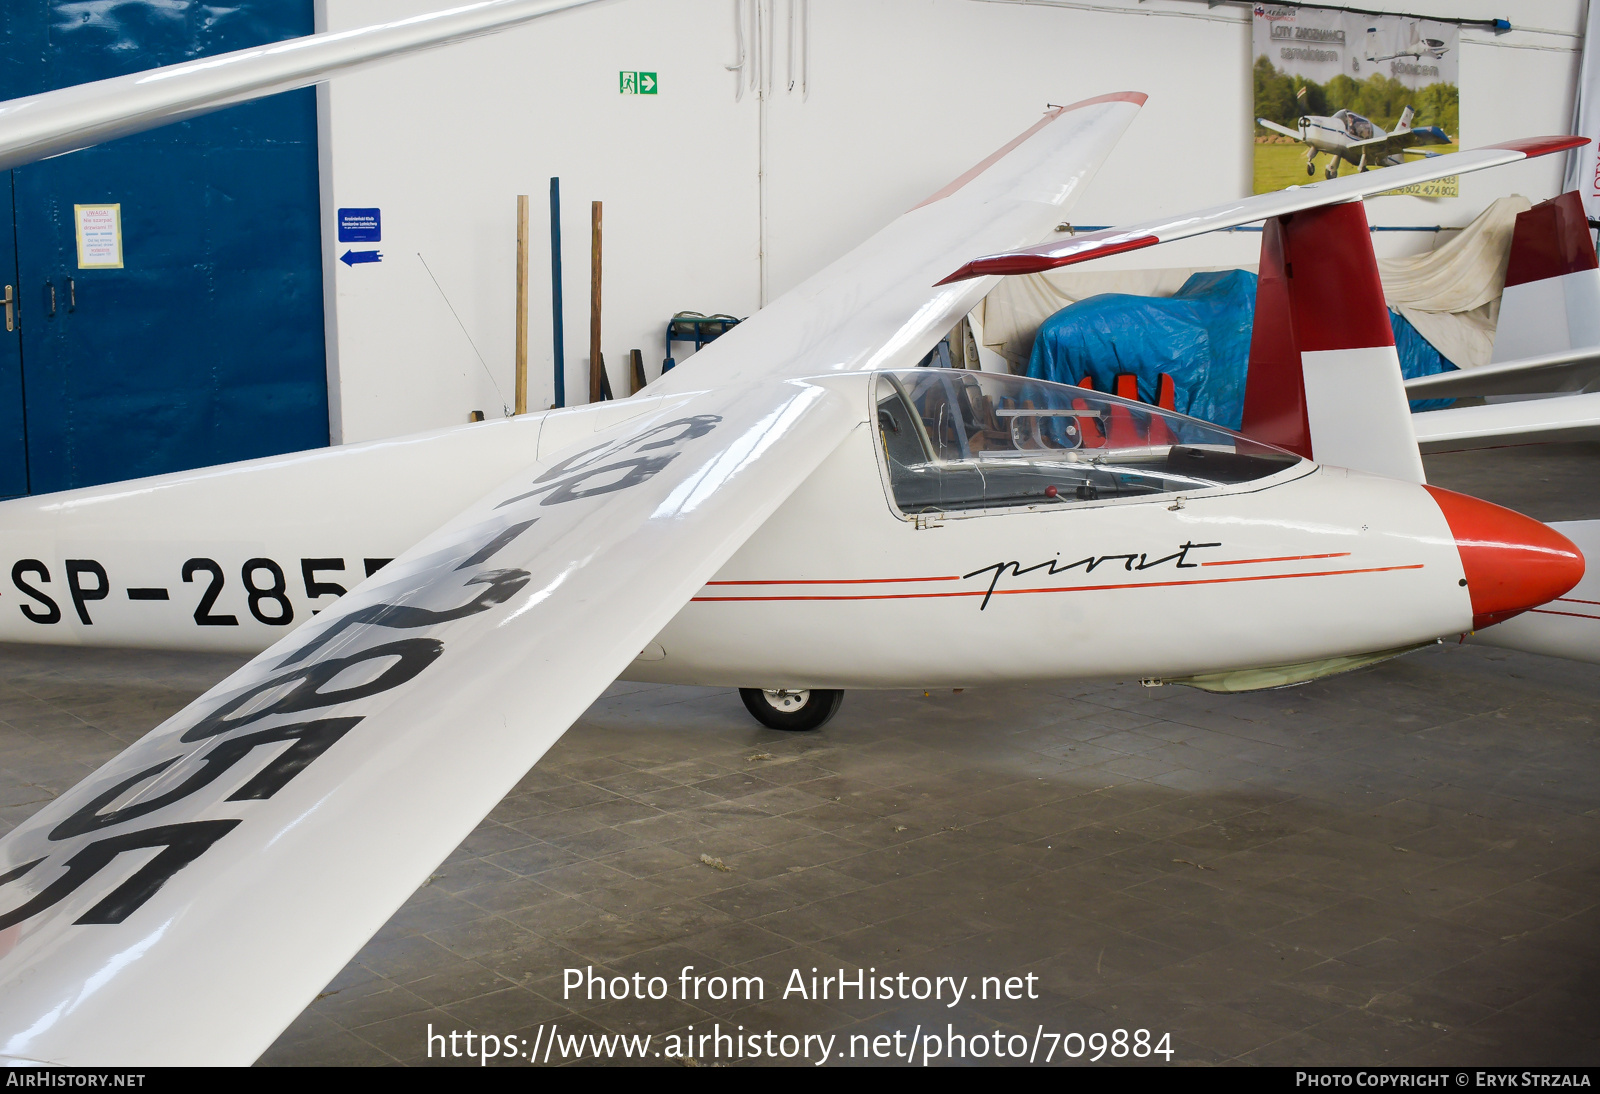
[{"x1": 337, "y1": 208, "x2": 381, "y2": 243}]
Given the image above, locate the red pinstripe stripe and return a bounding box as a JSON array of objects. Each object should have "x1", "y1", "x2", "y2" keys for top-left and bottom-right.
[
  {"x1": 704, "y1": 576, "x2": 960, "y2": 587},
  {"x1": 1557, "y1": 597, "x2": 1600, "y2": 606},
  {"x1": 1202, "y1": 552, "x2": 1351, "y2": 567},
  {"x1": 1531, "y1": 607, "x2": 1600, "y2": 621},
  {"x1": 691, "y1": 563, "x2": 1425, "y2": 602}
]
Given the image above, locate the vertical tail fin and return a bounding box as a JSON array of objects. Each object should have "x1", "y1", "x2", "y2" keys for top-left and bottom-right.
[
  {"x1": 1492, "y1": 191, "x2": 1600, "y2": 363},
  {"x1": 1241, "y1": 217, "x2": 1310, "y2": 459},
  {"x1": 1396, "y1": 106, "x2": 1414, "y2": 132},
  {"x1": 1240, "y1": 202, "x2": 1425, "y2": 481}
]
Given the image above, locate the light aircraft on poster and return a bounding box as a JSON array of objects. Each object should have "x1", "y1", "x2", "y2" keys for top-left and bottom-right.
[
  {"x1": 0, "y1": 0, "x2": 1589, "y2": 1066},
  {"x1": 1257, "y1": 104, "x2": 1451, "y2": 180}
]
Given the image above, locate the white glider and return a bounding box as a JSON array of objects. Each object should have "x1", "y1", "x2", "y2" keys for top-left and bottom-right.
[{"x1": 0, "y1": 8, "x2": 1586, "y2": 1067}]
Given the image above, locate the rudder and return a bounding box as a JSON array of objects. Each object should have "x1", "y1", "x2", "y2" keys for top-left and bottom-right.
[
  {"x1": 1241, "y1": 201, "x2": 1425, "y2": 481},
  {"x1": 1492, "y1": 191, "x2": 1600, "y2": 364}
]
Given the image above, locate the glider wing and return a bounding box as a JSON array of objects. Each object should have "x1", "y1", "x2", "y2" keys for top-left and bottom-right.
[
  {"x1": 0, "y1": 379, "x2": 858, "y2": 1065},
  {"x1": 0, "y1": 0, "x2": 611, "y2": 172},
  {"x1": 0, "y1": 62, "x2": 1147, "y2": 1061},
  {"x1": 937, "y1": 136, "x2": 1587, "y2": 284}
]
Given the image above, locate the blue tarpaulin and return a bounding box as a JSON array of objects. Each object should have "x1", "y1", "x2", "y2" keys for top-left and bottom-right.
[{"x1": 1024, "y1": 270, "x2": 1457, "y2": 428}]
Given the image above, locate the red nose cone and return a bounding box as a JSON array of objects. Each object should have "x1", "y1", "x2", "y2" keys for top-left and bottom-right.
[{"x1": 1425, "y1": 485, "x2": 1586, "y2": 630}]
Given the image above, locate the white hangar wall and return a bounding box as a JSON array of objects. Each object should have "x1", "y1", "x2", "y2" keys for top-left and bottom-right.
[{"x1": 316, "y1": 0, "x2": 1586, "y2": 444}]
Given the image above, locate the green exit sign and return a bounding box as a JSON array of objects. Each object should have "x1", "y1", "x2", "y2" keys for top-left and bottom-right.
[{"x1": 619, "y1": 71, "x2": 657, "y2": 95}]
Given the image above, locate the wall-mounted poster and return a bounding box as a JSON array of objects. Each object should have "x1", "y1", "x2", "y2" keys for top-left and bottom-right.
[
  {"x1": 74, "y1": 204, "x2": 124, "y2": 269},
  {"x1": 1252, "y1": 4, "x2": 1459, "y2": 195}
]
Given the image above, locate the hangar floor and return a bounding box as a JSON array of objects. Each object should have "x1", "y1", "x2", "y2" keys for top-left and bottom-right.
[{"x1": 0, "y1": 443, "x2": 1595, "y2": 1067}]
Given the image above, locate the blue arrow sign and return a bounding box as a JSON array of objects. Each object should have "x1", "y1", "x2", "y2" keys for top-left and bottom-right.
[{"x1": 340, "y1": 249, "x2": 382, "y2": 267}]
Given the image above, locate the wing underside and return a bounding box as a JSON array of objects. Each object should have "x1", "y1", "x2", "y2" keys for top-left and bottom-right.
[
  {"x1": 0, "y1": 380, "x2": 858, "y2": 1064},
  {"x1": 1350, "y1": 134, "x2": 1406, "y2": 156},
  {"x1": 0, "y1": 0, "x2": 611, "y2": 172},
  {"x1": 0, "y1": 64, "x2": 1149, "y2": 1061}
]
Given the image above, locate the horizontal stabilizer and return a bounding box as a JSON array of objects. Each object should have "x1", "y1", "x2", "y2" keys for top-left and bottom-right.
[
  {"x1": 1412, "y1": 391, "x2": 1600, "y2": 451},
  {"x1": 938, "y1": 136, "x2": 1587, "y2": 284},
  {"x1": 1404, "y1": 347, "x2": 1600, "y2": 400}
]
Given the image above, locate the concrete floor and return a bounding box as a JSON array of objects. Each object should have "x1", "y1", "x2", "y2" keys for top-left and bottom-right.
[{"x1": 0, "y1": 444, "x2": 1596, "y2": 1067}]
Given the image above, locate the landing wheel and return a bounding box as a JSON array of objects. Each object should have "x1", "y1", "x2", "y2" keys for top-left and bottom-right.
[
  {"x1": 1305, "y1": 162, "x2": 1315, "y2": 176},
  {"x1": 739, "y1": 688, "x2": 844, "y2": 732},
  {"x1": 1325, "y1": 164, "x2": 1339, "y2": 180},
  {"x1": 1359, "y1": 165, "x2": 1369, "y2": 173}
]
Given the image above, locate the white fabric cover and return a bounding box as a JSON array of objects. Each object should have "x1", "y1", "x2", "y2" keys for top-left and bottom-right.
[
  {"x1": 980, "y1": 196, "x2": 1531, "y2": 372},
  {"x1": 1378, "y1": 195, "x2": 1531, "y2": 369}
]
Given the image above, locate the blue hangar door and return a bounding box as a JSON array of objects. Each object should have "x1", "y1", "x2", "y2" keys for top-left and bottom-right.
[{"x1": 1, "y1": 1, "x2": 328, "y2": 497}]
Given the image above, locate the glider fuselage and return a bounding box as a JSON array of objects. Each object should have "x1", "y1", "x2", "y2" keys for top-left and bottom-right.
[
  {"x1": 631, "y1": 418, "x2": 1469, "y2": 688},
  {"x1": 0, "y1": 373, "x2": 1486, "y2": 688}
]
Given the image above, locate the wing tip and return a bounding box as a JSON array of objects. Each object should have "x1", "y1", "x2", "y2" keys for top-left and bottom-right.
[
  {"x1": 1058, "y1": 90, "x2": 1148, "y2": 111},
  {"x1": 914, "y1": 91, "x2": 1148, "y2": 212},
  {"x1": 1484, "y1": 135, "x2": 1590, "y2": 158},
  {"x1": 936, "y1": 234, "x2": 1159, "y2": 286}
]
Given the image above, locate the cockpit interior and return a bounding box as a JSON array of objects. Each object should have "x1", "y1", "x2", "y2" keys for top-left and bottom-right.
[
  {"x1": 874, "y1": 370, "x2": 1303, "y2": 516},
  {"x1": 1333, "y1": 109, "x2": 1376, "y2": 140}
]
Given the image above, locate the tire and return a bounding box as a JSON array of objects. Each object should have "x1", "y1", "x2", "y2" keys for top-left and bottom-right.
[{"x1": 739, "y1": 688, "x2": 844, "y2": 732}]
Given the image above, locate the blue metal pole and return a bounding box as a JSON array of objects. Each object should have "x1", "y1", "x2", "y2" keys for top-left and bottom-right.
[{"x1": 550, "y1": 177, "x2": 566, "y2": 408}]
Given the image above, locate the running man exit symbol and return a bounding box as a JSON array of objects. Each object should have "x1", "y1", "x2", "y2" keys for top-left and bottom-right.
[{"x1": 619, "y1": 71, "x2": 657, "y2": 94}]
